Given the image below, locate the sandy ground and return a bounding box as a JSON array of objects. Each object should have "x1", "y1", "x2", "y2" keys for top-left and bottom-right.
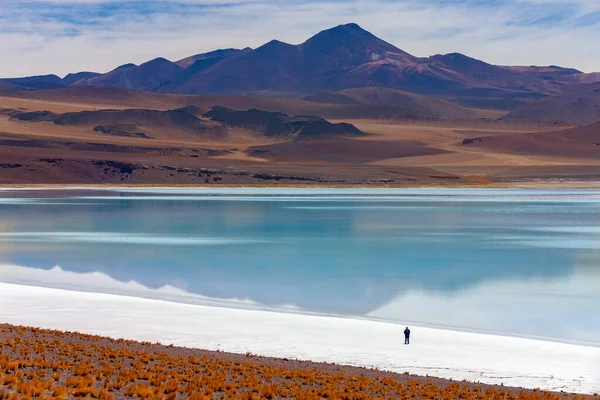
[{"x1": 1, "y1": 94, "x2": 600, "y2": 186}]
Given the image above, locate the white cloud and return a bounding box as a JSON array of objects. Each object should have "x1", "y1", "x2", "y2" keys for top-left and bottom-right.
[{"x1": 0, "y1": 0, "x2": 599, "y2": 77}]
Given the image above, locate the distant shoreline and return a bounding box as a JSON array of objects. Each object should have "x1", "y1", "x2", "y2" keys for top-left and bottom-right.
[{"x1": 2, "y1": 181, "x2": 600, "y2": 190}]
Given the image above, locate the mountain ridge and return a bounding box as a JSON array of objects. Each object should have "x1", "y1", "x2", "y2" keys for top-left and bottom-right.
[{"x1": 2, "y1": 23, "x2": 599, "y2": 102}]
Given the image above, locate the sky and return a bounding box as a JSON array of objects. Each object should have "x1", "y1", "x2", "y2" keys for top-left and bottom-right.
[{"x1": 1, "y1": 0, "x2": 600, "y2": 78}]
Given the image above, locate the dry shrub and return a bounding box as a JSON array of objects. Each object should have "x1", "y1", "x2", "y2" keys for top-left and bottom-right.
[
  {"x1": 188, "y1": 392, "x2": 210, "y2": 400},
  {"x1": 163, "y1": 379, "x2": 179, "y2": 394},
  {"x1": 259, "y1": 383, "x2": 276, "y2": 399},
  {"x1": 74, "y1": 362, "x2": 93, "y2": 376},
  {"x1": 0, "y1": 323, "x2": 590, "y2": 400},
  {"x1": 50, "y1": 386, "x2": 68, "y2": 399},
  {"x1": 73, "y1": 384, "x2": 97, "y2": 398},
  {"x1": 2, "y1": 375, "x2": 18, "y2": 388}
]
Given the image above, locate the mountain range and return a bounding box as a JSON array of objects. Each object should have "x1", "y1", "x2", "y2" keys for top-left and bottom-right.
[
  {"x1": 2, "y1": 23, "x2": 600, "y2": 126},
  {"x1": 2, "y1": 23, "x2": 598, "y2": 99}
]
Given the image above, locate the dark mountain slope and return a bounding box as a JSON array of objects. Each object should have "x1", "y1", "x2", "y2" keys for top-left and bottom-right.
[
  {"x1": 0, "y1": 75, "x2": 65, "y2": 91},
  {"x1": 74, "y1": 58, "x2": 183, "y2": 91},
  {"x1": 428, "y1": 53, "x2": 526, "y2": 87},
  {"x1": 61, "y1": 72, "x2": 101, "y2": 86},
  {"x1": 171, "y1": 24, "x2": 419, "y2": 95},
  {"x1": 173, "y1": 40, "x2": 304, "y2": 94},
  {"x1": 299, "y1": 23, "x2": 413, "y2": 72},
  {"x1": 176, "y1": 48, "x2": 250, "y2": 68}
]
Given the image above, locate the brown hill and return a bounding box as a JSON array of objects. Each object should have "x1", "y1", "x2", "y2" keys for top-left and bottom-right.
[
  {"x1": 462, "y1": 120, "x2": 600, "y2": 159},
  {"x1": 8, "y1": 103, "x2": 365, "y2": 141},
  {"x1": 4, "y1": 87, "x2": 600, "y2": 185},
  {"x1": 203, "y1": 106, "x2": 365, "y2": 139},
  {"x1": 504, "y1": 82, "x2": 600, "y2": 125},
  {"x1": 2, "y1": 86, "x2": 190, "y2": 110},
  {"x1": 8, "y1": 110, "x2": 57, "y2": 122},
  {"x1": 10, "y1": 107, "x2": 226, "y2": 140}
]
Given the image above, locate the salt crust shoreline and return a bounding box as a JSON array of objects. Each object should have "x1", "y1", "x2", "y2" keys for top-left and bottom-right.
[
  {"x1": 2, "y1": 181, "x2": 600, "y2": 190},
  {"x1": 1, "y1": 282, "x2": 598, "y2": 394}
]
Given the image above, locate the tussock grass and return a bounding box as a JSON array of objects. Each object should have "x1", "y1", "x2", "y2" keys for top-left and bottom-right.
[{"x1": 0, "y1": 324, "x2": 595, "y2": 399}]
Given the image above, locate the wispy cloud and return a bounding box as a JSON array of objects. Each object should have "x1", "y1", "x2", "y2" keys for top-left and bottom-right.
[{"x1": 1, "y1": 0, "x2": 599, "y2": 78}]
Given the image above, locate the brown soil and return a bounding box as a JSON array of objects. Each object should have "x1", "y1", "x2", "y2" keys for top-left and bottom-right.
[
  {"x1": 462, "y1": 122, "x2": 600, "y2": 159},
  {"x1": 248, "y1": 138, "x2": 448, "y2": 164},
  {"x1": 1, "y1": 90, "x2": 600, "y2": 186},
  {"x1": 0, "y1": 324, "x2": 593, "y2": 400},
  {"x1": 0, "y1": 87, "x2": 495, "y2": 120}
]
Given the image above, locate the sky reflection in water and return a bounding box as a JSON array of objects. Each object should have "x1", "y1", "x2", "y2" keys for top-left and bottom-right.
[{"x1": 0, "y1": 189, "x2": 599, "y2": 345}]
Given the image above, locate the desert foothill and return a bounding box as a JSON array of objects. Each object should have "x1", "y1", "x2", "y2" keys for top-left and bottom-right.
[{"x1": 1, "y1": 2, "x2": 600, "y2": 399}]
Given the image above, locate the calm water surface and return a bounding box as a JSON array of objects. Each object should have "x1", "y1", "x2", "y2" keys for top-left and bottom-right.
[{"x1": 0, "y1": 188, "x2": 599, "y2": 345}]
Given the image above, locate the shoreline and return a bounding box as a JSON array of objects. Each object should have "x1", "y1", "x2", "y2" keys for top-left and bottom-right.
[
  {"x1": 2, "y1": 264, "x2": 598, "y2": 349},
  {"x1": 1, "y1": 281, "x2": 599, "y2": 394},
  {"x1": 1, "y1": 179, "x2": 600, "y2": 190},
  {"x1": 4, "y1": 274, "x2": 598, "y2": 350}
]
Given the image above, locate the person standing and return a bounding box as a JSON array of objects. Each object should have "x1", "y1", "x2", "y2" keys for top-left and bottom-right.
[{"x1": 404, "y1": 327, "x2": 411, "y2": 344}]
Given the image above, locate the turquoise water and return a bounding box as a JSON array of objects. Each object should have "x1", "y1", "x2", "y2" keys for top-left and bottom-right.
[{"x1": 0, "y1": 188, "x2": 599, "y2": 345}]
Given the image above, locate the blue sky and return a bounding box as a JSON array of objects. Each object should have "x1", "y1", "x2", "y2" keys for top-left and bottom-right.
[{"x1": 1, "y1": 0, "x2": 599, "y2": 77}]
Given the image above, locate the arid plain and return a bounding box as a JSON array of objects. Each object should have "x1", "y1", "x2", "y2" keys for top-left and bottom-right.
[{"x1": 1, "y1": 87, "x2": 599, "y2": 187}]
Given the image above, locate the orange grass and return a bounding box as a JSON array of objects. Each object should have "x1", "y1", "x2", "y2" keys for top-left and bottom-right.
[{"x1": 0, "y1": 324, "x2": 596, "y2": 399}]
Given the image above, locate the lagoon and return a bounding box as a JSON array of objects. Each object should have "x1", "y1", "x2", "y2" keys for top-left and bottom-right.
[{"x1": 0, "y1": 188, "x2": 599, "y2": 346}]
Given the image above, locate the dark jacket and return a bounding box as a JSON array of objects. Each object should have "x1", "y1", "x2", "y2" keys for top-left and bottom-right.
[{"x1": 404, "y1": 328, "x2": 410, "y2": 338}]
